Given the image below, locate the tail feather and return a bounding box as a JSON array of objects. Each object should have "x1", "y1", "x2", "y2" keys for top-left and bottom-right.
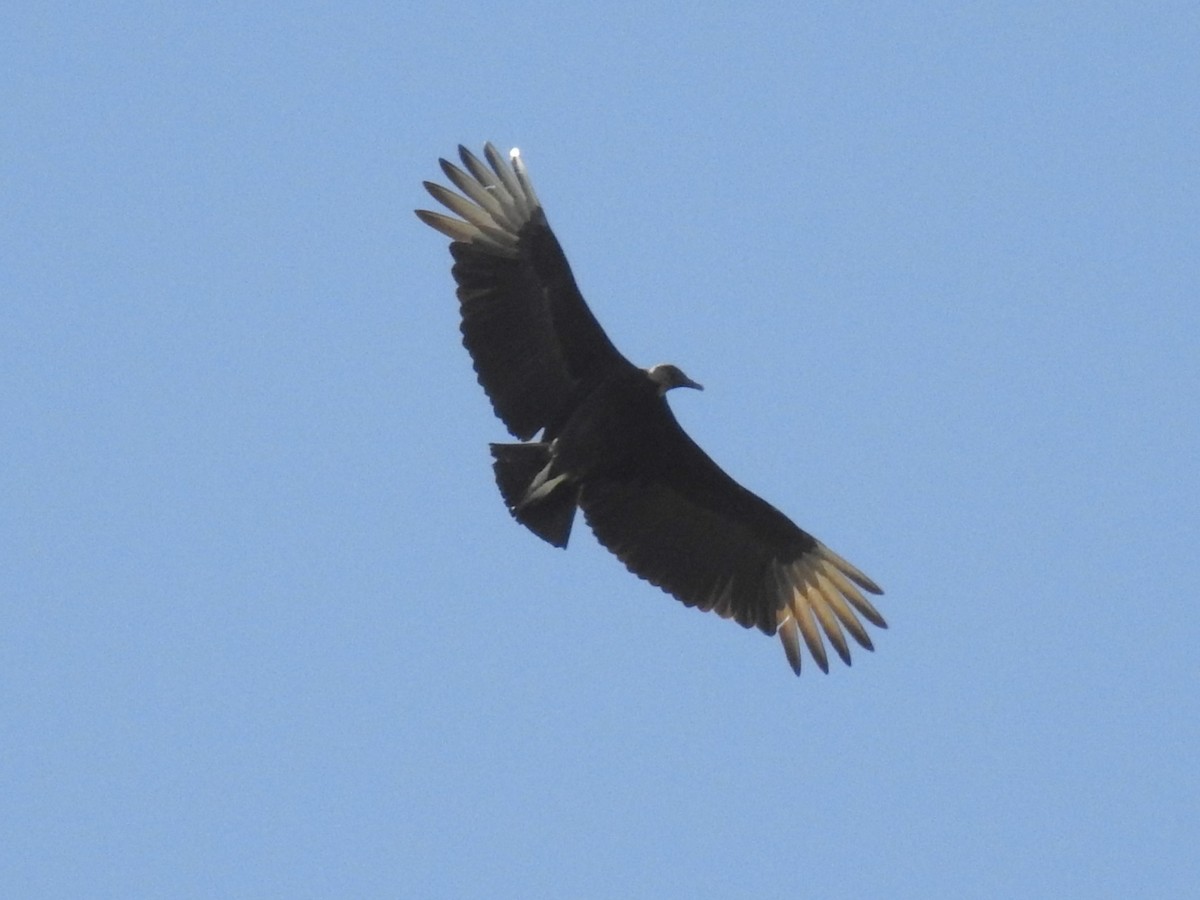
[{"x1": 489, "y1": 443, "x2": 577, "y2": 548}]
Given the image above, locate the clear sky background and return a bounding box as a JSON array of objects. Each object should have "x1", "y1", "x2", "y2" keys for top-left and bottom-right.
[{"x1": 4, "y1": 3, "x2": 1198, "y2": 898}]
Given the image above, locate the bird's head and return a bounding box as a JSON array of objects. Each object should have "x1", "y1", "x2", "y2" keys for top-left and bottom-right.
[{"x1": 646, "y1": 363, "x2": 704, "y2": 396}]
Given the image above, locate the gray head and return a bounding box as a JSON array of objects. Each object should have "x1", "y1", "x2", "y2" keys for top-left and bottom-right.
[{"x1": 646, "y1": 363, "x2": 704, "y2": 396}]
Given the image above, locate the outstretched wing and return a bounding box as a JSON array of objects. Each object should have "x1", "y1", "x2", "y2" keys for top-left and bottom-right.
[
  {"x1": 577, "y1": 408, "x2": 885, "y2": 675},
  {"x1": 417, "y1": 144, "x2": 631, "y2": 439}
]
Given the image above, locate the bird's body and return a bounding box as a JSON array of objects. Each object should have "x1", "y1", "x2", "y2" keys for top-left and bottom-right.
[{"x1": 418, "y1": 143, "x2": 885, "y2": 674}]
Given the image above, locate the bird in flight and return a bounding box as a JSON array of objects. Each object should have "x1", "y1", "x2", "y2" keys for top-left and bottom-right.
[{"x1": 417, "y1": 143, "x2": 885, "y2": 675}]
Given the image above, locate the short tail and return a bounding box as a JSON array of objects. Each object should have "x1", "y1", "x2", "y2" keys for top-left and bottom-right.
[{"x1": 489, "y1": 443, "x2": 577, "y2": 548}]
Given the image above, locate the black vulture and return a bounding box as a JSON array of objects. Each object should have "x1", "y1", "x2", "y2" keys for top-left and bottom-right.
[{"x1": 417, "y1": 143, "x2": 885, "y2": 675}]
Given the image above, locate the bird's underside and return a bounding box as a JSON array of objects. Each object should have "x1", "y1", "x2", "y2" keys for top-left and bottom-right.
[{"x1": 417, "y1": 142, "x2": 885, "y2": 675}]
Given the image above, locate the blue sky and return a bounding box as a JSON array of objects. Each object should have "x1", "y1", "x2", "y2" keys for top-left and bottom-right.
[{"x1": 4, "y1": 3, "x2": 1198, "y2": 897}]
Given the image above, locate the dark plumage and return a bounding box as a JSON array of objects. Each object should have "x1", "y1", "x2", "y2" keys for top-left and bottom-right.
[{"x1": 417, "y1": 143, "x2": 885, "y2": 675}]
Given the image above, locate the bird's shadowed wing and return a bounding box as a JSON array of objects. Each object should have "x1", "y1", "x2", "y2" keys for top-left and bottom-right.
[
  {"x1": 577, "y1": 412, "x2": 885, "y2": 674},
  {"x1": 417, "y1": 144, "x2": 631, "y2": 439}
]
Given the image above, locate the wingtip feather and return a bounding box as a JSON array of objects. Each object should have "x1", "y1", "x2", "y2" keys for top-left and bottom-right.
[{"x1": 778, "y1": 616, "x2": 802, "y2": 675}]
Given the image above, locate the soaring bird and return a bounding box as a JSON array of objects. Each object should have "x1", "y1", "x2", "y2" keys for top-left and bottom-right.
[{"x1": 417, "y1": 143, "x2": 885, "y2": 675}]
